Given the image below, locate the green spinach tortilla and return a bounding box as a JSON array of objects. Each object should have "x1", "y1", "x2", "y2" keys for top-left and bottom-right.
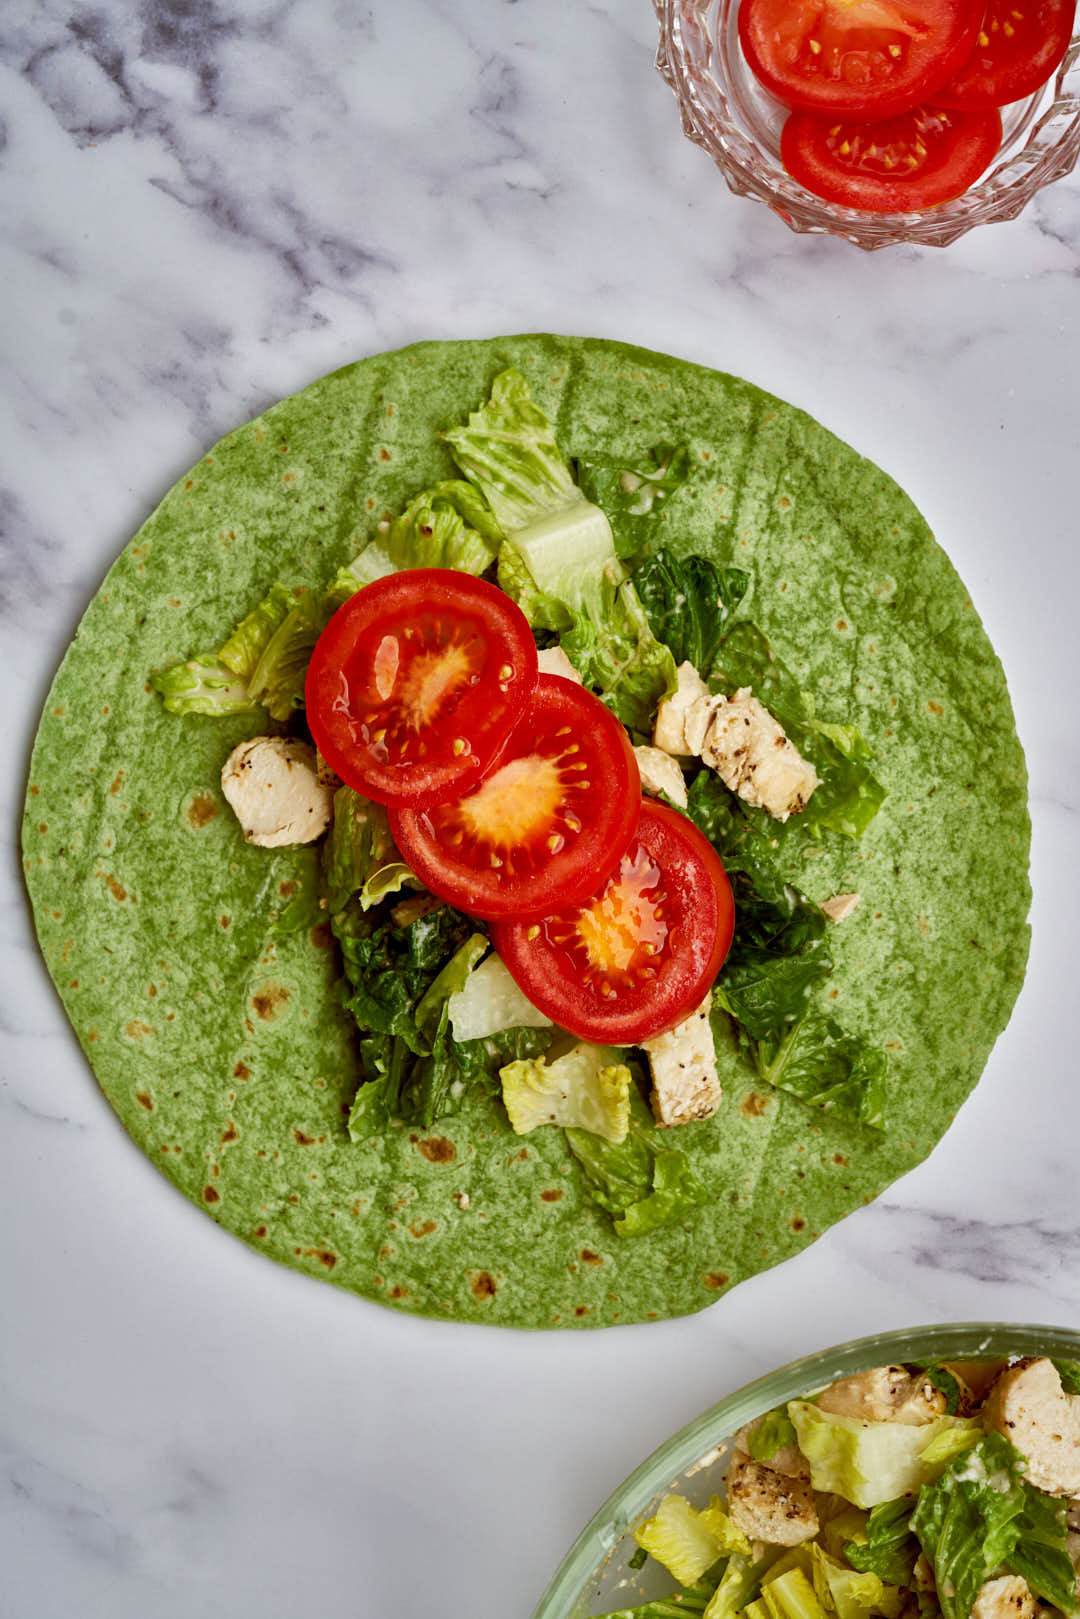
[{"x1": 21, "y1": 335, "x2": 1030, "y2": 1328}]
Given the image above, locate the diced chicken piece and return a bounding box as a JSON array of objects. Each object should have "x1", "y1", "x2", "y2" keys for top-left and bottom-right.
[
  {"x1": 734, "y1": 1421, "x2": 810, "y2": 1482},
  {"x1": 633, "y1": 745, "x2": 688, "y2": 809},
  {"x1": 983, "y1": 1358, "x2": 1080, "y2": 1496},
  {"x1": 653, "y1": 661, "x2": 711, "y2": 757},
  {"x1": 820, "y1": 892, "x2": 861, "y2": 923},
  {"x1": 971, "y1": 1577, "x2": 1039, "y2": 1619},
  {"x1": 536, "y1": 645, "x2": 583, "y2": 684},
  {"x1": 725, "y1": 1450, "x2": 819, "y2": 1546},
  {"x1": 816, "y1": 1365, "x2": 947, "y2": 1426},
  {"x1": 700, "y1": 688, "x2": 819, "y2": 821},
  {"x1": 221, "y1": 737, "x2": 333, "y2": 848},
  {"x1": 642, "y1": 998, "x2": 720, "y2": 1128}
]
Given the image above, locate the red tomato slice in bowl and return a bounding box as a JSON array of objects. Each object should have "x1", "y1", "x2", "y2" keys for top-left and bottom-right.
[
  {"x1": 305, "y1": 569, "x2": 537, "y2": 808},
  {"x1": 389, "y1": 675, "x2": 641, "y2": 922},
  {"x1": 933, "y1": 0, "x2": 1074, "y2": 109},
  {"x1": 738, "y1": 0, "x2": 983, "y2": 119},
  {"x1": 491, "y1": 799, "x2": 735, "y2": 1046},
  {"x1": 781, "y1": 102, "x2": 1002, "y2": 209}
]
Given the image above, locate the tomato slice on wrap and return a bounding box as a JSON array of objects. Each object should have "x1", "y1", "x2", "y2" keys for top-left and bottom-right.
[
  {"x1": 388, "y1": 675, "x2": 640, "y2": 922},
  {"x1": 738, "y1": 0, "x2": 983, "y2": 119},
  {"x1": 933, "y1": 0, "x2": 1074, "y2": 109},
  {"x1": 305, "y1": 569, "x2": 537, "y2": 808},
  {"x1": 491, "y1": 799, "x2": 735, "y2": 1045},
  {"x1": 781, "y1": 102, "x2": 1002, "y2": 209}
]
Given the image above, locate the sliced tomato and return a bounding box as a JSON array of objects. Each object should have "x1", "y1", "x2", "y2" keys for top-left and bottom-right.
[
  {"x1": 934, "y1": 0, "x2": 1074, "y2": 109},
  {"x1": 305, "y1": 569, "x2": 537, "y2": 808},
  {"x1": 491, "y1": 799, "x2": 735, "y2": 1045},
  {"x1": 739, "y1": 0, "x2": 983, "y2": 119},
  {"x1": 781, "y1": 102, "x2": 1002, "y2": 208},
  {"x1": 388, "y1": 675, "x2": 640, "y2": 922}
]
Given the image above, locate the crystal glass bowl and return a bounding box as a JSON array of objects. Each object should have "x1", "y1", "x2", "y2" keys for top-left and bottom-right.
[
  {"x1": 531, "y1": 1322, "x2": 1080, "y2": 1617},
  {"x1": 654, "y1": 0, "x2": 1080, "y2": 247}
]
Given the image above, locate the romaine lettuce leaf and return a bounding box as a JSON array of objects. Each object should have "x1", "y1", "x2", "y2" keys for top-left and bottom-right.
[
  {"x1": 635, "y1": 549, "x2": 749, "y2": 675},
  {"x1": 151, "y1": 655, "x2": 260, "y2": 716},
  {"x1": 788, "y1": 1401, "x2": 980, "y2": 1509},
  {"x1": 322, "y1": 785, "x2": 415, "y2": 916},
  {"x1": 217, "y1": 582, "x2": 295, "y2": 679},
  {"x1": 1007, "y1": 1488, "x2": 1080, "y2": 1616},
  {"x1": 576, "y1": 444, "x2": 693, "y2": 560},
  {"x1": 500, "y1": 1044, "x2": 631, "y2": 1142},
  {"x1": 246, "y1": 596, "x2": 320, "y2": 721},
  {"x1": 748, "y1": 1407, "x2": 799, "y2": 1462},
  {"x1": 594, "y1": 1582, "x2": 720, "y2": 1618},
  {"x1": 807, "y1": 1544, "x2": 902, "y2": 1619},
  {"x1": 747, "y1": 1013, "x2": 887, "y2": 1131},
  {"x1": 565, "y1": 1094, "x2": 707, "y2": 1238},
  {"x1": 759, "y1": 1567, "x2": 828, "y2": 1619},
  {"x1": 910, "y1": 1433, "x2": 1028, "y2": 1619},
  {"x1": 352, "y1": 479, "x2": 503, "y2": 583},
  {"x1": 560, "y1": 567, "x2": 678, "y2": 735},
  {"x1": 447, "y1": 950, "x2": 553, "y2": 1042},
  {"x1": 711, "y1": 622, "x2": 885, "y2": 841},
  {"x1": 634, "y1": 1493, "x2": 747, "y2": 1587},
  {"x1": 843, "y1": 1498, "x2": 919, "y2": 1584}
]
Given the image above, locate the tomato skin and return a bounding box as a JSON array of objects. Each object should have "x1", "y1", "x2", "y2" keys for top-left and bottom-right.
[
  {"x1": 781, "y1": 102, "x2": 1002, "y2": 209},
  {"x1": 388, "y1": 675, "x2": 641, "y2": 923},
  {"x1": 738, "y1": 0, "x2": 984, "y2": 120},
  {"x1": 305, "y1": 569, "x2": 537, "y2": 809},
  {"x1": 933, "y1": 0, "x2": 1074, "y2": 109},
  {"x1": 491, "y1": 799, "x2": 735, "y2": 1046}
]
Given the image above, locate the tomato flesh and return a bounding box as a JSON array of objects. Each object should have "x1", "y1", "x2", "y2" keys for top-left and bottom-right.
[
  {"x1": 781, "y1": 102, "x2": 1002, "y2": 208},
  {"x1": 934, "y1": 0, "x2": 1074, "y2": 108},
  {"x1": 739, "y1": 0, "x2": 983, "y2": 118},
  {"x1": 491, "y1": 799, "x2": 735, "y2": 1045},
  {"x1": 305, "y1": 569, "x2": 537, "y2": 808},
  {"x1": 388, "y1": 675, "x2": 641, "y2": 922}
]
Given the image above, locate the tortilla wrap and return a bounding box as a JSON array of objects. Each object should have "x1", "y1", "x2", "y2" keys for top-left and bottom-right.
[{"x1": 22, "y1": 335, "x2": 1030, "y2": 1328}]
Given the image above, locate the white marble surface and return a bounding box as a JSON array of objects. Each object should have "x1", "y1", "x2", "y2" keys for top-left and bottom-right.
[{"x1": 3, "y1": 2, "x2": 1079, "y2": 1615}]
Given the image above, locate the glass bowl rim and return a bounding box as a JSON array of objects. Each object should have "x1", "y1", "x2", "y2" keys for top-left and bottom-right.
[{"x1": 531, "y1": 1320, "x2": 1080, "y2": 1618}]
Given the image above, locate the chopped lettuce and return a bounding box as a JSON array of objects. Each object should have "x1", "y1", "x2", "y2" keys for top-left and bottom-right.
[
  {"x1": 787, "y1": 1401, "x2": 980, "y2": 1509},
  {"x1": 711, "y1": 623, "x2": 885, "y2": 841},
  {"x1": 151, "y1": 655, "x2": 260, "y2": 716},
  {"x1": 633, "y1": 1494, "x2": 749, "y2": 1587},
  {"x1": 322, "y1": 785, "x2": 413, "y2": 916},
  {"x1": 910, "y1": 1434, "x2": 1028, "y2": 1619},
  {"x1": 442, "y1": 367, "x2": 581, "y2": 532},
  {"x1": 352, "y1": 479, "x2": 503, "y2": 582},
  {"x1": 500, "y1": 1043, "x2": 631, "y2": 1142},
  {"x1": 218, "y1": 583, "x2": 295, "y2": 679},
  {"x1": 749, "y1": 1407, "x2": 799, "y2": 1463},
  {"x1": 1053, "y1": 1358, "x2": 1080, "y2": 1395},
  {"x1": 595, "y1": 1582, "x2": 721, "y2": 1618},
  {"x1": 1008, "y1": 1487, "x2": 1080, "y2": 1616},
  {"x1": 246, "y1": 595, "x2": 320, "y2": 721},
  {"x1": 759, "y1": 1567, "x2": 828, "y2": 1619},
  {"x1": 634, "y1": 549, "x2": 749, "y2": 676},
  {"x1": 703, "y1": 1552, "x2": 783, "y2": 1619},
  {"x1": 808, "y1": 1544, "x2": 902, "y2": 1619},
  {"x1": 565, "y1": 1093, "x2": 708, "y2": 1238},
  {"x1": 748, "y1": 1014, "x2": 887, "y2": 1131},
  {"x1": 576, "y1": 444, "x2": 693, "y2": 560},
  {"x1": 447, "y1": 950, "x2": 552, "y2": 1042},
  {"x1": 843, "y1": 1498, "x2": 919, "y2": 1584}
]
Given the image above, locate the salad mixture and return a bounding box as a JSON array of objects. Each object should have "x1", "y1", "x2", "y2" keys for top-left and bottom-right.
[
  {"x1": 734, "y1": 0, "x2": 1075, "y2": 211},
  {"x1": 602, "y1": 1356, "x2": 1080, "y2": 1619},
  {"x1": 151, "y1": 368, "x2": 889, "y2": 1242}
]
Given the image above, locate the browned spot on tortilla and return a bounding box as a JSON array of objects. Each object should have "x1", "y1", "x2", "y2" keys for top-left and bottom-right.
[
  {"x1": 203, "y1": 1186, "x2": 220, "y2": 1204},
  {"x1": 105, "y1": 875, "x2": 126, "y2": 902},
  {"x1": 740, "y1": 1092, "x2": 768, "y2": 1118},
  {"x1": 379, "y1": 446, "x2": 391, "y2": 461},
  {"x1": 54, "y1": 704, "x2": 66, "y2": 716},
  {"x1": 470, "y1": 1271, "x2": 497, "y2": 1300},
  {"x1": 293, "y1": 1129, "x2": 316, "y2": 1146},
  {"x1": 148, "y1": 984, "x2": 157, "y2": 997},
  {"x1": 221, "y1": 1122, "x2": 238, "y2": 1144},
  {"x1": 575, "y1": 1306, "x2": 589, "y2": 1317},
  {"x1": 389, "y1": 1284, "x2": 407, "y2": 1299},
  {"x1": 126, "y1": 1020, "x2": 153, "y2": 1040},
  {"x1": 253, "y1": 1225, "x2": 267, "y2": 1238},
  {"x1": 279, "y1": 881, "x2": 297, "y2": 897},
  {"x1": 833, "y1": 1153, "x2": 847, "y2": 1165},
  {"x1": 70, "y1": 979, "x2": 79, "y2": 989},
  {"x1": 38, "y1": 822, "x2": 47, "y2": 834},
  {"x1": 580, "y1": 1249, "x2": 602, "y2": 1266},
  {"x1": 410, "y1": 1220, "x2": 437, "y2": 1238},
  {"x1": 704, "y1": 1271, "x2": 729, "y2": 1289},
  {"x1": 220, "y1": 915, "x2": 230, "y2": 929},
  {"x1": 86, "y1": 1026, "x2": 98, "y2": 1043},
  {"x1": 836, "y1": 619, "x2": 848, "y2": 631},
  {"x1": 511, "y1": 1147, "x2": 529, "y2": 1162},
  {"x1": 792, "y1": 1215, "x2": 806, "y2": 1232},
  {"x1": 29, "y1": 784, "x2": 38, "y2": 795},
  {"x1": 309, "y1": 922, "x2": 331, "y2": 950},
  {"x1": 109, "y1": 770, "x2": 124, "y2": 795},
  {"x1": 417, "y1": 1136, "x2": 455, "y2": 1164},
  {"x1": 187, "y1": 793, "x2": 218, "y2": 827},
  {"x1": 540, "y1": 1188, "x2": 563, "y2": 1202},
  {"x1": 928, "y1": 699, "x2": 943, "y2": 715},
  {"x1": 135, "y1": 1091, "x2": 153, "y2": 1111},
  {"x1": 233, "y1": 1061, "x2": 250, "y2": 1080},
  {"x1": 252, "y1": 984, "x2": 289, "y2": 1021}
]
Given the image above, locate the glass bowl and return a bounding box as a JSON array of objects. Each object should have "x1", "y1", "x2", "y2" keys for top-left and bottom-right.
[
  {"x1": 531, "y1": 1321, "x2": 1080, "y2": 1618},
  {"x1": 654, "y1": 0, "x2": 1080, "y2": 248}
]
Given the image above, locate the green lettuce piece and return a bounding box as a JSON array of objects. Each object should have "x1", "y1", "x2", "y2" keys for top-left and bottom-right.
[
  {"x1": 702, "y1": 1550, "x2": 783, "y2": 1619},
  {"x1": 634, "y1": 549, "x2": 750, "y2": 675},
  {"x1": 442, "y1": 367, "x2": 581, "y2": 532},
  {"x1": 843, "y1": 1498, "x2": 919, "y2": 1584},
  {"x1": 576, "y1": 444, "x2": 693, "y2": 560},
  {"x1": 788, "y1": 1401, "x2": 980, "y2": 1509},
  {"x1": 500, "y1": 1044, "x2": 631, "y2": 1142},
  {"x1": 808, "y1": 1545, "x2": 902, "y2": 1619},
  {"x1": 910, "y1": 1433, "x2": 1028, "y2": 1619},
  {"x1": 595, "y1": 1582, "x2": 720, "y2": 1618},
  {"x1": 711, "y1": 622, "x2": 885, "y2": 841},
  {"x1": 246, "y1": 596, "x2": 320, "y2": 721},
  {"x1": 560, "y1": 566, "x2": 678, "y2": 735},
  {"x1": 748, "y1": 1013, "x2": 888, "y2": 1131},
  {"x1": 917, "y1": 1424, "x2": 983, "y2": 1467},
  {"x1": 633, "y1": 1494, "x2": 745, "y2": 1587},
  {"x1": 759, "y1": 1568, "x2": 828, "y2": 1619},
  {"x1": 151, "y1": 655, "x2": 260, "y2": 716},
  {"x1": 352, "y1": 479, "x2": 503, "y2": 583},
  {"x1": 269, "y1": 848, "x2": 323, "y2": 938},
  {"x1": 447, "y1": 950, "x2": 552, "y2": 1042},
  {"x1": 748, "y1": 1406, "x2": 799, "y2": 1462},
  {"x1": 1053, "y1": 1359, "x2": 1080, "y2": 1395},
  {"x1": 322, "y1": 785, "x2": 399, "y2": 915},
  {"x1": 1007, "y1": 1487, "x2": 1080, "y2": 1616},
  {"x1": 565, "y1": 1096, "x2": 707, "y2": 1238},
  {"x1": 218, "y1": 582, "x2": 294, "y2": 678},
  {"x1": 495, "y1": 542, "x2": 573, "y2": 632}
]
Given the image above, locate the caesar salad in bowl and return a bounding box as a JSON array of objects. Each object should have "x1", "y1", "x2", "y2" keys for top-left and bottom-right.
[{"x1": 532, "y1": 1324, "x2": 1080, "y2": 1619}]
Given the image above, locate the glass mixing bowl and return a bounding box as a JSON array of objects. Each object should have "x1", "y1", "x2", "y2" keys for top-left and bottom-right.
[
  {"x1": 654, "y1": 0, "x2": 1080, "y2": 248},
  {"x1": 531, "y1": 1321, "x2": 1080, "y2": 1617}
]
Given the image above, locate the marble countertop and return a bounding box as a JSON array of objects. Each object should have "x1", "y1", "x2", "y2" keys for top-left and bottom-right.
[{"x1": 3, "y1": 3, "x2": 1079, "y2": 1615}]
